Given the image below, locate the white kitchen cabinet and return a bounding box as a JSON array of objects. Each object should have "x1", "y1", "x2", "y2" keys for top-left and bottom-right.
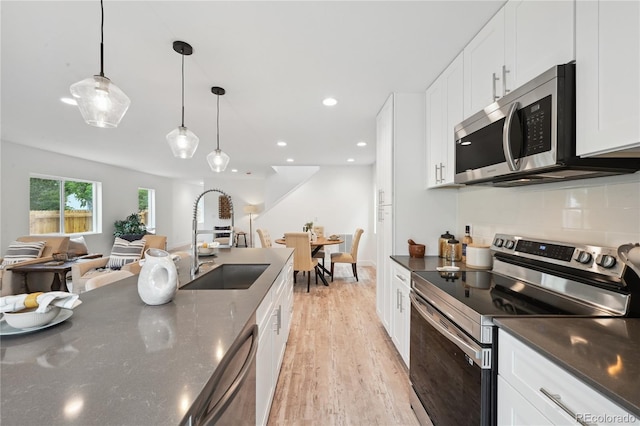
[
  {"x1": 256, "y1": 257, "x2": 293, "y2": 426},
  {"x1": 376, "y1": 95, "x2": 393, "y2": 207},
  {"x1": 576, "y1": 0, "x2": 640, "y2": 157},
  {"x1": 504, "y1": 0, "x2": 574, "y2": 90},
  {"x1": 376, "y1": 92, "x2": 456, "y2": 338},
  {"x1": 463, "y1": 8, "x2": 505, "y2": 118},
  {"x1": 426, "y1": 52, "x2": 463, "y2": 188},
  {"x1": 464, "y1": 0, "x2": 574, "y2": 119},
  {"x1": 498, "y1": 329, "x2": 635, "y2": 426},
  {"x1": 390, "y1": 262, "x2": 410, "y2": 367}
]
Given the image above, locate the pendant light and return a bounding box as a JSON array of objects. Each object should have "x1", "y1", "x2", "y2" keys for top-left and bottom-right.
[
  {"x1": 206, "y1": 87, "x2": 231, "y2": 173},
  {"x1": 166, "y1": 41, "x2": 199, "y2": 159},
  {"x1": 70, "y1": 0, "x2": 130, "y2": 128}
]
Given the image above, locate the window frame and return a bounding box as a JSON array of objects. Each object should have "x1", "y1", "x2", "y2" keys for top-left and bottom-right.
[
  {"x1": 138, "y1": 187, "x2": 156, "y2": 233},
  {"x1": 29, "y1": 173, "x2": 102, "y2": 236}
]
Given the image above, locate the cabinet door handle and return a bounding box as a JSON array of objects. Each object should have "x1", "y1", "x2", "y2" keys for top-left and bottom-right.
[
  {"x1": 539, "y1": 388, "x2": 588, "y2": 426},
  {"x1": 502, "y1": 65, "x2": 510, "y2": 95},
  {"x1": 434, "y1": 164, "x2": 439, "y2": 184},
  {"x1": 440, "y1": 162, "x2": 445, "y2": 183},
  {"x1": 492, "y1": 72, "x2": 500, "y2": 101},
  {"x1": 399, "y1": 291, "x2": 403, "y2": 313}
]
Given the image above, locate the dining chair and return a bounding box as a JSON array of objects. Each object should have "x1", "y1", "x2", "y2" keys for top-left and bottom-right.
[
  {"x1": 312, "y1": 225, "x2": 326, "y2": 272},
  {"x1": 256, "y1": 228, "x2": 272, "y2": 248},
  {"x1": 330, "y1": 228, "x2": 364, "y2": 282},
  {"x1": 285, "y1": 232, "x2": 319, "y2": 292}
]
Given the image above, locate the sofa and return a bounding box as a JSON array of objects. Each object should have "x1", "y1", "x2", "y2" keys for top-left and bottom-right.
[{"x1": 0, "y1": 236, "x2": 70, "y2": 296}]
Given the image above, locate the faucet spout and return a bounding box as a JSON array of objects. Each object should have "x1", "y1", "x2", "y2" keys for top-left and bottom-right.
[{"x1": 191, "y1": 188, "x2": 234, "y2": 279}]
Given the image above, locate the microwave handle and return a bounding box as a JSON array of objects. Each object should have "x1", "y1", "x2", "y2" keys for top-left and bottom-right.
[{"x1": 502, "y1": 102, "x2": 520, "y2": 171}]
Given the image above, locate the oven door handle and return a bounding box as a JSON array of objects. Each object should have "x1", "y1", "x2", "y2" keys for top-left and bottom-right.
[{"x1": 410, "y1": 292, "x2": 488, "y2": 368}]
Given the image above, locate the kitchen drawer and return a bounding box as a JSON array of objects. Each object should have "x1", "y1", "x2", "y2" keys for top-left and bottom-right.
[
  {"x1": 391, "y1": 261, "x2": 411, "y2": 286},
  {"x1": 498, "y1": 330, "x2": 634, "y2": 425}
]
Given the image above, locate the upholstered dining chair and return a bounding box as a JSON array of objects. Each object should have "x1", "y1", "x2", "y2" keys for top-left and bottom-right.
[
  {"x1": 256, "y1": 228, "x2": 272, "y2": 248},
  {"x1": 331, "y1": 228, "x2": 364, "y2": 282},
  {"x1": 312, "y1": 225, "x2": 326, "y2": 272},
  {"x1": 285, "y1": 232, "x2": 319, "y2": 292}
]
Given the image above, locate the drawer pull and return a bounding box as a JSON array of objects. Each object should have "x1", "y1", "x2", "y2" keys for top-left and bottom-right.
[{"x1": 539, "y1": 387, "x2": 589, "y2": 426}]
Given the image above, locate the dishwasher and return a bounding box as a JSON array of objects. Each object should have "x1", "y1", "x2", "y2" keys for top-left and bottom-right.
[{"x1": 181, "y1": 315, "x2": 258, "y2": 425}]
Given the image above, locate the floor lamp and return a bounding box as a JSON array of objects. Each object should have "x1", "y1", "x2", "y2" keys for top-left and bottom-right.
[{"x1": 243, "y1": 205, "x2": 258, "y2": 247}]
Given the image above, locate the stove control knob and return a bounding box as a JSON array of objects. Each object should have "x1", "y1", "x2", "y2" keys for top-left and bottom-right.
[
  {"x1": 505, "y1": 240, "x2": 515, "y2": 249},
  {"x1": 597, "y1": 255, "x2": 617, "y2": 269},
  {"x1": 575, "y1": 251, "x2": 593, "y2": 265},
  {"x1": 494, "y1": 238, "x2": 504, "y2": 247}
]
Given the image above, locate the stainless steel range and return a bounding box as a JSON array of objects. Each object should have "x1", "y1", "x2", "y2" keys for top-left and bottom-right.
[{"x1": 409, "y1": 233, "x2": 640, "y2": 426}]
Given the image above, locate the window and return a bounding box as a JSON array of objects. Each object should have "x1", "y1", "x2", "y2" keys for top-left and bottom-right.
[
  {"x1": 138, "y1": 188, "x2": 156, "y2": 233},
  {"x1": 29, "y1": 175, "x2": 101, "y2": 235}
]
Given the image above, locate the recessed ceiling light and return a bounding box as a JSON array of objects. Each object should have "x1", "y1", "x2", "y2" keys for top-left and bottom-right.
[
  {"x1": 286, "y1": 158, "x2": 294, "y2": 163},
  {"x1": 357, "y1": 141, "x2": 367, "y2": 147},
  {"x1": 60, "y1": 97, "x2": 77, "y2": 106},
  {"x1": 277, "y1": 141, "x2": 287, "y2": 147},
  {"x1": 347, "y1": 158, "x2": 355, "y2": 163},
  {"x1": 322, "y1": 97, "x2": 337, "y2": 107},
  {"x1": 231, "y1": 169, "x2": 238, "y2": 173}
]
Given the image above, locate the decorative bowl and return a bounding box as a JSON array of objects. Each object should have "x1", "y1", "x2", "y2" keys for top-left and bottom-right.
[
  {"x1": 4, "y1": 306, "x2": 61, "y2": 329},
  {"x1": 198, "y1": 247, "x2": 215, "y2": 255}
]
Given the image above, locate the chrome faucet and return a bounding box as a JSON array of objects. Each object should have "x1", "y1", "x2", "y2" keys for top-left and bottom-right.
[{"x1": 191, "y1": 188, "x2": 234, "y2": 278}]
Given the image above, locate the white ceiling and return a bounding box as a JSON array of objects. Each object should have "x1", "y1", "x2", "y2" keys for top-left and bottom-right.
[{"x1": 1, "y1": 1, "x2": 504, "y2": 182}]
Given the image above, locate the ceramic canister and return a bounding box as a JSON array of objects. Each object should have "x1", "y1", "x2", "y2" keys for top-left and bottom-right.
[
  {"x1": 466, "y1": 244, "x2": 493, "y2": 269},
  {"x1": 137, "y1": 248, "x2": 178, "y2": 305}
]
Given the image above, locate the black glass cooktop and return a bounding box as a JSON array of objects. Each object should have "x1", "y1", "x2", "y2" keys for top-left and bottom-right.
[{"x1": 412, "y1": 270, "x2": 598, "y2": 318}]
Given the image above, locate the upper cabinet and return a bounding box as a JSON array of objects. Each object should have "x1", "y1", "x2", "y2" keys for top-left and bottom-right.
[
  {"x1": 426, "y1": 53, "x2": 464, "y2": 188},
  {"x1": 376, "y1": 95, "x2": 394, "y2": 206},
  {"x1": 576, "y1": 0, "x2": 640, "y2": 157},
  {"x1": 463, "y1": 0, "x2": 575, "y2": 119},
  {"x1": 463, "y1": 8, "x2": 505, "y2": 118}
]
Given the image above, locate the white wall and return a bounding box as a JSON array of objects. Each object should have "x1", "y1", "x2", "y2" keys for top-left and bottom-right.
[
  {"x1": 254, "y1": 165, "x2": 376, "y2": 265},
  {"x1": 1, "y1": 142, "x2": 200, "y2": 254},
  {"x1": 457, "y1": 172, "x2": 640, "y2": 247}
]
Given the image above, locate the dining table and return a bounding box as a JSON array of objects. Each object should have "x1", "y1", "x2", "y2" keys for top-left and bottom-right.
[{"x1": 274, "y1": 236, "x2": 343, "y2": 286}]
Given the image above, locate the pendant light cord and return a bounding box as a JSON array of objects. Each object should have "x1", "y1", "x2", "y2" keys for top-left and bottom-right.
[
  {"x1": 99, "y1": 0, "x2": 104, "y2": 77},
  {"x1": 181, "y1": 51, "x2": 185, "y2": 127},
  {"x1": 216, "y1": 94, "x2": 221, "y2": 150}
]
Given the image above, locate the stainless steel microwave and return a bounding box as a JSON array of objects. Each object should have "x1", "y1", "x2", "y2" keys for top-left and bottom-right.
[{"x1": 454, "y1": 64, "x2": 640, "y2": 186}]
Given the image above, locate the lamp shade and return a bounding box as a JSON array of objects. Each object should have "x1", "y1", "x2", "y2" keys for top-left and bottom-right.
[
  {"x1": 243, "y1": 205, "x2": 258, "y2": 214},
  {"x1": 70, "y1": 75, "x2": 130, "y2": 128},
  {"x1": 206, "y1": 149, "x2": 230, "y2": 173},
  {"x1": 167, "y1": 126, "x2": 199, "y2": 159}
]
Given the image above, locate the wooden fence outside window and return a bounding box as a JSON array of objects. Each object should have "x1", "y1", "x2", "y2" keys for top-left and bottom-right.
[{"x1": 29, "y1": 210, "x2": 93, "y2": 234}]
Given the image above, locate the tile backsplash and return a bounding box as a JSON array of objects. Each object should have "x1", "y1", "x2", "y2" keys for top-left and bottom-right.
[{"x1": 457, "y1": 172, "x2": 640, "y2": 248}]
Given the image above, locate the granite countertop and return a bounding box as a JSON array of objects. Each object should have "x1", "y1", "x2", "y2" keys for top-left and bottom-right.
[
  {"x1": 0, "y1": 247, "x2": 293, "y2": 425},
  {"x1": 391, "y1": 255, "x2": 485, "y2": 272},
  {"x1": 495, "y1": 317, "x2": 640, "y2": 416}
]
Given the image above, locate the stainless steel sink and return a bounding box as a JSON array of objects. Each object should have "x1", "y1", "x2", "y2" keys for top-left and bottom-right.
[{"x1": 179, "y1": 264, "x2": 269, "y2": 290}]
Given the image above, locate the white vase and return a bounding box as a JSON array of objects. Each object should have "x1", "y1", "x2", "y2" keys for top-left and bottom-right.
[{"x1": 137, "y1": 248, "x2": 178, "y2": 306}]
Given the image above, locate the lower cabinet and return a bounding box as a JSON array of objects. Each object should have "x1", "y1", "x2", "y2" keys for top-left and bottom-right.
[
  {"x1": 390, "y1": 262, "x2": 411, "y2": 368},
  {"x1": 498, "y1": 329, "x2": 634, "y2": 426},
  {"x1": 256, "y1": 257, "x2": 293, "y2": 425}
]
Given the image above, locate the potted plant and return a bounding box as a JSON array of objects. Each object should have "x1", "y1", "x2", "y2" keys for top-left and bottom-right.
[{"x1": 114, "y1": 213, "x2": 147, "y2": 241}]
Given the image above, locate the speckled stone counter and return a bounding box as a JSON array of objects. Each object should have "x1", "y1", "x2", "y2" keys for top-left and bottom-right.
[
  {"x1": 495, "y1": 317, "x2": 640, "y2": 416},
  {"x1": 0, "y1": 247, "x2": 293, "y2": 425},
  {"x1": 391, "y1": 255, "x2": 483, "y2": 271}
]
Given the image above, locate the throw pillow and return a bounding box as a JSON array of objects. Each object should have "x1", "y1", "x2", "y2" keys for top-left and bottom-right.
[
  {"x1": 106, "y1": 238, "x2": 146, "y2": 270},
  {"x1": 1, "y1": 240, "x2": 46, "y2": 268},
  {"x1": 67, "y1": 236, "x2": 89, "y2": 257}
]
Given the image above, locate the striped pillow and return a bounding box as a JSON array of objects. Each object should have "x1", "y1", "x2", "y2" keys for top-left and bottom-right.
[
  {"x1": 1, "y1": 240, "x2": 46, "y2": 267},
  {"x1": 106, "y1": 237, "x2": 146, "y2": 270}
]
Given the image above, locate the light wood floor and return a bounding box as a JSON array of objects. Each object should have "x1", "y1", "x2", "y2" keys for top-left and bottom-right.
[{"x1": 267, "y1": 264, "x2": 420, "y2": 426}]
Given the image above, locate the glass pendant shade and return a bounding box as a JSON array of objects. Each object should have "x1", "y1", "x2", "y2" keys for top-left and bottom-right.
[
  {"x1": 70, "y1": 75, "x2": 130, "y2": 129},
  {"x1": 166, "y1": 126, "x2": 199, "y2": 159},
  {"x1": 206, "y1": 149, "x2": 230, "y2": 173}
]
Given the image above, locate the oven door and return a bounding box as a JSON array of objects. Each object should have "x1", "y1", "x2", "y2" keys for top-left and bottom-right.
[{"x1": 409, "y1": 292, "x2": 493, "y2": 426}]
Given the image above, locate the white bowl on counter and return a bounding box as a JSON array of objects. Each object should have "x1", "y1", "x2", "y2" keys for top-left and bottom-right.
[{"x1": 3, "y1": 306, "x2": 61, "y2": 329}]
